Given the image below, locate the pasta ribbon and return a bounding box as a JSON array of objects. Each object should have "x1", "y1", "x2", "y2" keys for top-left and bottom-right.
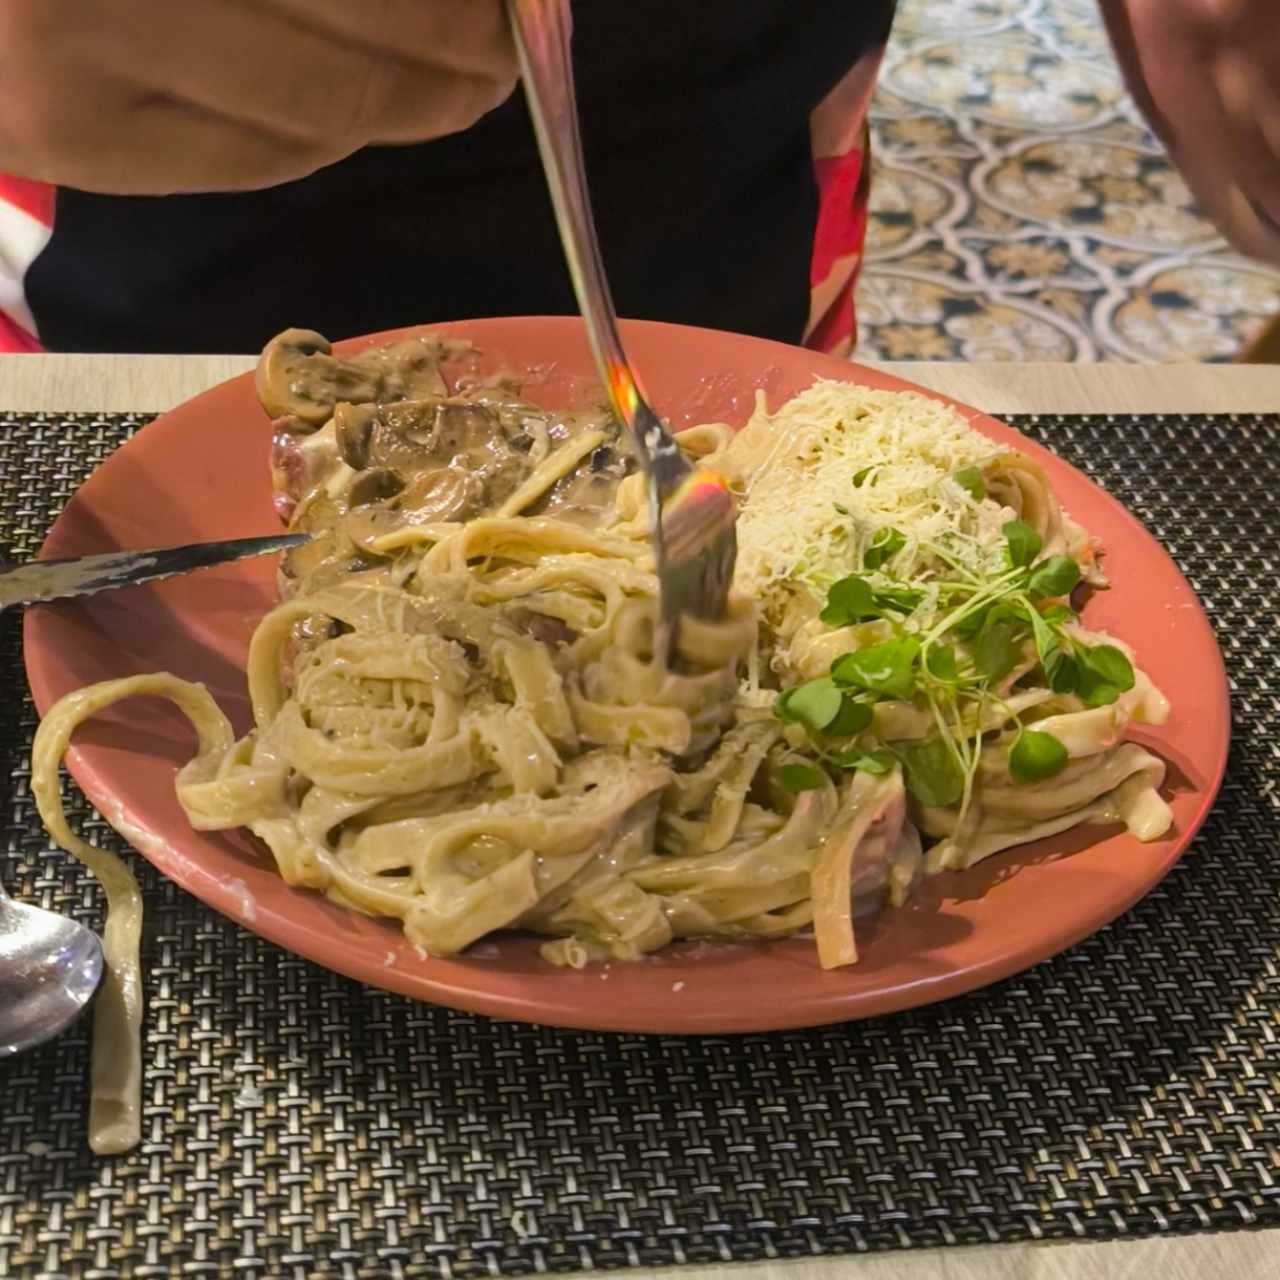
[{"x1": 31, "y1": 335, "x2": 1175, "y2": 1153}]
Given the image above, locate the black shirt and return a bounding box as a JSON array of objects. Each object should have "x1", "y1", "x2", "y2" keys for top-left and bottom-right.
[{"x1": 27, "y1": 1, "x2": 896, "y2": 353}]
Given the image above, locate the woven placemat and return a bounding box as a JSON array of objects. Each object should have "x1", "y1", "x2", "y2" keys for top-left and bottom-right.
[{"x1": 1, "y1": 411, "x2": 1277, "y2": 1280}]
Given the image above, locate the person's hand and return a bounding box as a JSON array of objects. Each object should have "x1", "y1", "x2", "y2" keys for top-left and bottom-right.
[
  {"x1": 1100, "y1": 0, "x2": 1280, "y2": 264},
  {"x1": 0, "y1": 0, "x2": 516, "y2": 195}
]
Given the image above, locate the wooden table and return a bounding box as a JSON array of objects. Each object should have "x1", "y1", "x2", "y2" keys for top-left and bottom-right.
[
  {"x1": 2, "y1": 355, "x2": 1278, "y2": 416},
  {"x1": 2, "y1": 354, "x2": 1276, "y2": 1280}
]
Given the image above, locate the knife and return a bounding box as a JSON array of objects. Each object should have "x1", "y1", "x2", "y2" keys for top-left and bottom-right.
[{"x1": 0, "y1": 533, "x2": 310, "y2": 610}]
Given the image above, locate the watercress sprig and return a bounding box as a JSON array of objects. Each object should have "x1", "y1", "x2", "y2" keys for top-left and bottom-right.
[{"x1": 774, "y1": 518, "x2": 1135, "y2": 806}]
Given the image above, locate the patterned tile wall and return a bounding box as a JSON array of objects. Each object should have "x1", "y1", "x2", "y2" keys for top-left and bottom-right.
[{"x1": 856, "y1": 0, "x2": 1280, "y2": 362}]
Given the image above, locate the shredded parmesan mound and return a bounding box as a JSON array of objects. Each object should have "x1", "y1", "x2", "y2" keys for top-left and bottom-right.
[{"x1": 732, "y1": 380, "x2": 1007, "y2": 600}]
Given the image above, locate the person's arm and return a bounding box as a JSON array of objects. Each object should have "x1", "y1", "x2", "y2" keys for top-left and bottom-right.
[
  {"x1": 0, "y1": 0, "x2": 516, "y2": 195},
  {"x1": 1099, "y1": 0, "x2": 1280, "y2": 264}
]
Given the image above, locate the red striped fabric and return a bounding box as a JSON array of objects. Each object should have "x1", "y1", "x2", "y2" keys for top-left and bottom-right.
[
  {"x1": 0, "y1": 173, "x2": 55, "y2": 226},
  {"x1": 803, "y1": 44, "x2": 886, "y2": 358},
  {"x1": 0, "y1": 309, "x2": 43, "y2": 353},
  {"x1": 0, "y1": 174, "x2": 54, "y2": 352}
]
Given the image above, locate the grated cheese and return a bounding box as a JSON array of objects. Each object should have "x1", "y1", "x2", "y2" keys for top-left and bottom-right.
[{"x1": 733, "y1": 380, "x2": 1008, "y2": 601}]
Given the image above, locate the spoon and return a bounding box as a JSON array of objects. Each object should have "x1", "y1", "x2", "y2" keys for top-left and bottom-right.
[
  {"x1": 0, "y1": 877, "x2": 104, "y2": 1057},
  {"x1": 507, "y1": 0, "x2": 737, "y2": 634}
]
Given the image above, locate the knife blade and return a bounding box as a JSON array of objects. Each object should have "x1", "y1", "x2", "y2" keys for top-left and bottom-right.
[{"x1": 0, "y1": 533, "x2": 310, "y2": 610}]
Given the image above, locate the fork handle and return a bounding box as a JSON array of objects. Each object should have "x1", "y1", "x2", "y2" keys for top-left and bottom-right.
[{"x1": 506, "y1": 0, "x2": 676, "y2": 473}]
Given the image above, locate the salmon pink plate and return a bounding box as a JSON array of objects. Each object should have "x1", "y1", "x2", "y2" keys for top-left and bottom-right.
[{"x1": 24, "y1": 319, "x2": 1228, "y2": 1033}]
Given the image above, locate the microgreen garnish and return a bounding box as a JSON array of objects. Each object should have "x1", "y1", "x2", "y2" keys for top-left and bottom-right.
[
  {"x1": 775, "y1": 677, "x2": 843, "y2": 733},
  {"x1": 1072, "y1": 643, "x2": 1135, "y2": 706},
  {"x1": 873, "y1": 583, "x2": 925, "y2": 614},
  {"x1": 1047, "y1": 653, "x2": 1080, "y2": 695},
  {"x1": 902, "y1": 737, "x2": 965, "y2": 807},
  {"x1": 820, "y1": 575, "x2": 877, "y2": 626},
  {"x1": 774, "y1": 491, "x2": 1130, "y2": 813},
  {"x1": 1028, "y1": 555, "x2": 1080, "y2": 599},
  {"x1": 953, "y1": 465, "x2": 986, "y2": 502},
  {"x1": 974, "y1": 611, "x2": 1022, "y2": 681},
  {"x1": 1081, "y1": 643, "x2": 1134, "y2": 688},
  {"x1": 1026, "y1": 606, "x2": 1066, "y2": 688},
  {"x1": 820, "y1": 573, "x2": 924, "y2": 627},
  {"x1": 1040, "y1": 603, "x2": 1076, "y2": 626},
  {"x1": 1009, "y1": 729, "x2": 1068, "y2": 784},
  {"x1": 777, "y1": 762, "x2": 826, "y2": 793},
  {"x1": 773, "y1": 687, "x2": 796, "y2": 723},
  {"x1": 1003, "y1": 519, "x2": 1042, "y2": 569},
  {"x1": 831, "y1": 636, "x2": 920, "y2": 701},
  {"x1": 863, "y1": 527, "x2": 905, "y2": 571},
  {"x1": 926, "y1": 644, "x2": 958, "y2": 681},
  {"x1": 827, "y1": 697, "x2": 874, "y2": 738}
]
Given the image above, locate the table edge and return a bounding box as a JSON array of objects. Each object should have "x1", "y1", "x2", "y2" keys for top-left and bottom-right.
[{"x1": 0, "y1": 354, "x2": 1277, "y2": 416}]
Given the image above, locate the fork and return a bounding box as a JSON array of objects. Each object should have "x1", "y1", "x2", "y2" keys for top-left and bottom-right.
[{"x1": 506, "y1": 0, "x2": 737, "y2": 637}]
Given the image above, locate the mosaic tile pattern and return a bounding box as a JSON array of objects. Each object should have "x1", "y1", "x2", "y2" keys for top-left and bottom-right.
[{"x1": 856, "y1": 0, "x2": 1280, "y2": 362}]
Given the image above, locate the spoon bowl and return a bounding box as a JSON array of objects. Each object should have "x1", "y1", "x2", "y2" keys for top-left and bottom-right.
[{"x1": 0, "y1": 886, "x2": 104, "y2": 1057}]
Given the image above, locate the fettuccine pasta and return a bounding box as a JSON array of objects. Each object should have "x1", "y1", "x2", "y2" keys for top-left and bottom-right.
[{"x1": 33, "y1": 330, "x2": 1173, "y2": 1153}]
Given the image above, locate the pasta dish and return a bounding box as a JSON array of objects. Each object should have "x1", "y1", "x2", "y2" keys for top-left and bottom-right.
[{"x1": 32, "y1": 328, "x2": 1173, "y2": 1152}]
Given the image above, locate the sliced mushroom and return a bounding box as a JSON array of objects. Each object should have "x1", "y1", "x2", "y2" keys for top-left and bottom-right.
[
  {"x1": 344, "y1": 467, "x2": 484, "y2": 552},
  {"x1": 281, "y1": 529, "x2": 343, "y2": 589},
  {"x1": 514, "y1": 611, "x2": 578, "y2": 649},
  {"x1": 334, "y1": 402, "x2": 379, "y2": 470},
  {"x1": 535, "y1": 439, "x2": 632, "y2": 523},
  {"x1": 291, "y1": 489, "x2": 344, "y2": 535},
  {"x1": 256, "y1": 330, "x2": 457, "y2": 427},
  {"x1": 395, "y1": 467, "x2": 485, "y2": 523},
  {"x1": 479, "y1": 456, "x2": 528, "y2": 508},
  {"x1": 368, "y1": 399, "x2": 500, "y2": 464},
  {"x1": 348, "y1": 337, "x2": 451, "y2": 402},
  {"x1": 359, "y1": 400, "x2": 487, "y2": 468},
  {"x1": 256, "y1": 330, "x2": 384, "y2": 426},
  {"x1": 367, "y1": 401, "x2": 444, "y2": 472},
  {"x1": 432, "y1": 401, "x2": 499, "y2": 455},
  {"x1": 348, "y1": 468, "x2": 404, "y2": 507},
  {"x1": 344, "y1": 507, "x2": 404, "y2": 553}
]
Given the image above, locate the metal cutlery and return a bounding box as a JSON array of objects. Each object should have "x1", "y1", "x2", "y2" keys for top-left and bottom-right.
[
  {"x1": 507, "y1": 0, "x2": 737, "y2": 638},
  {"x1": 0, "y1": 532, "x2": 309, "y2": 610},
  {"x1": 0, "y1": 877, "x2": 104, "y2": 1057}
]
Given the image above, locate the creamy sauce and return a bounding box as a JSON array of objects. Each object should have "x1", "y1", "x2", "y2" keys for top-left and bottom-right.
[{"x1": 267, "y1": 338, "x2": 629, "y2": 601}]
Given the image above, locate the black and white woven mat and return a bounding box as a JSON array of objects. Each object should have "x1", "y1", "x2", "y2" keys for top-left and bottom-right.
[{"x1": 1, "y1": 411, "x2": 1277, "y2": 1280}]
